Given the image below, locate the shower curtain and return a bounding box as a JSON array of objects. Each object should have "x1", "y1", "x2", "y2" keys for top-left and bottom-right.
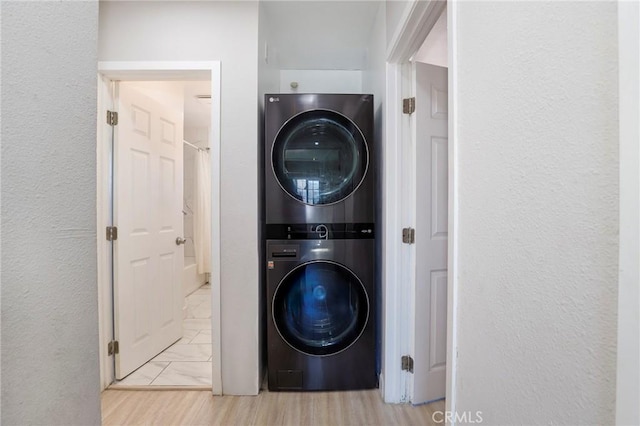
[{"x1": 194, "y1": 149, "x2": 212, "y2": 274}]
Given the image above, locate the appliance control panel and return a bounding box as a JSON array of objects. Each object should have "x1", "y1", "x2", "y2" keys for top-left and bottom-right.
[{"x1": 266, "y1": 223, "x2": 375, "y2": 240}]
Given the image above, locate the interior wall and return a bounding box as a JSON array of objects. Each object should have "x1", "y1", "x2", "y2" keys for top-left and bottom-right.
[
  {"x1": 361, "y1": 0, "x2": 387, "y2": 399},
  {"x1": 260, "y1": 1, "x2": 379, "y2": 71},
  {"x1": 257, "y1": 0, "x2": 281, "y2": 388},
  {"x1": 386, "y1": 0, "x2": 410, "y2": 49},
  {"x1": 125, "y1": 81, "x2": 185, "y2": 113},
  {"x1": 453, "y1": 2, "x2": 618, "y2": 423},
  {"x1": 183, "y1": 80, "x2": 211, "y2": 296},
  {"x1": 1, "y1": 1, "x2": 102, "y2": 424},
  {"x1": 279, "y1": 70, "x2": 362, "y2": 93},
  {"x1": 183, "y1": 126, "x2": 209, "y2": 297},
  {"x1": 99, "y1": 0, "x2": 261, "y2": 395},
  {"x1": 184, "y1": 125, "x2": 210, "y2": 262}
]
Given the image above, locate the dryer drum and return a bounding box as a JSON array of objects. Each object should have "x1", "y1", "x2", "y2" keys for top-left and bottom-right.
[
  {"x1": 272, "y1": 260, "x2": 369, "y2": 357},
  {"x1": 272, "y1": 109, "x2": 369, "y2": 206}
]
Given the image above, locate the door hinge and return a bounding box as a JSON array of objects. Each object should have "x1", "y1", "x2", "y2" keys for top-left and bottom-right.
[
  {"x1": 108, "y1": 340, "x2": 119, "y2": 356},
  {"x1": 106, "y1": 110, "x2": 118, "y2": 126},
  {"x1": 401, "y1": 355, "x2": 414, "y2": 373},
  {"x1": 402, "y1": 97, "x2": 415, "y2": 114},
  {"x1": 402, "y1": 227, "x2": 415, "y2": 244},
  {"x1": 106, "y1": 226, "x2": 118, "y2": 241}
]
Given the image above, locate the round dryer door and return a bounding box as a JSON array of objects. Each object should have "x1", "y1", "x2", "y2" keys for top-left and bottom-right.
[
  {"x1": 272, "y1": 261, "x2": 369, "y2": 356},
  {"x1": 272, "y1": 110, "x2": 369, "y2": 205}
]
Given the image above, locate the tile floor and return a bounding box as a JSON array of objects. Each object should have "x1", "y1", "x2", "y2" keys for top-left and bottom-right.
[{"x1": 114, "y1": 283, "x2": 213, "y2": 387}]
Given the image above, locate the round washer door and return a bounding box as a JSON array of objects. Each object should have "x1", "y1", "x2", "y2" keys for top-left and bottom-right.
[
  {"x1": 272, "y1": 110, "x2": 369, "y2": 205},
  {"x1": 272, "y1": 261, "x2": 369, "y2": 356}
]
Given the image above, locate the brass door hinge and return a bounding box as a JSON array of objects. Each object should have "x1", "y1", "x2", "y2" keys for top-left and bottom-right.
[
  {"x1": 107, "y1": 110, "x2": 118, "y2": 126},
  {"x1": 106, "y1": 226, "x2": 118, "y2": 241},
  {"x1": 402, "y1": 227, "x2": 415, "y2": 244},
  {"x1": 402, "y1": 97, "x2": 415, "y2": 114},
  {"x1": 107, "y1": 340, "x2": 119, "y2": 356},
  {"x1": 401, "y1": 355, "x2": 414, "y2": 373}
]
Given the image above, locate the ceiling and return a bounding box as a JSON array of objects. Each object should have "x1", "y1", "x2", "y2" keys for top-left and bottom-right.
[{"x1": 261, "y1": 1, "x2": 382, "y2": 70}]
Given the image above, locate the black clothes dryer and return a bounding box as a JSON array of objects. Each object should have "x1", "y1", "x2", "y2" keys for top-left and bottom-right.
[
  {"x1": 266, "y1": 237, "x2": 377, "y2": 391},
  {"x1": 264, "y1": 94, "x2": 375, "y2": 225}
]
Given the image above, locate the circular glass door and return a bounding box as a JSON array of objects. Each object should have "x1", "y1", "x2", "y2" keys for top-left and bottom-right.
[
  {"x1": 272, "y1": 261, "x2": 369, "y2": 356},
  {"x1": 272, "y1": 110, "x2": 369, "y2": 205}
]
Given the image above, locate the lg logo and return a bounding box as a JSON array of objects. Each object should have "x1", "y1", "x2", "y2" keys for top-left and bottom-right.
[{"x1": 268, "y1": 97, "x2": 280, "y2": 103}]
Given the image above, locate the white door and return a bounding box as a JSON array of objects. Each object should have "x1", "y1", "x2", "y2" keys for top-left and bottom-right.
[
  {"x1": 413, "y1": 61, "x2": 448, "y2": 404},
  {"x1": 114, "y1": 82, "x2": 184, "y2": 379}
]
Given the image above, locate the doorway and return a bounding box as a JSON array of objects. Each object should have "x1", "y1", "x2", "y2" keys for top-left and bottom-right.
[
  {"x1": 96, "y1": 62, "x2": 222, "y2": 394},
  {"x1": 382, "y1": 0, "x2": 453, "y2": 407}
]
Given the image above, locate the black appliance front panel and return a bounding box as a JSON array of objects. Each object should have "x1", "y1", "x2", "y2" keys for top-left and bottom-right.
[
  {"x1": 266, "y1": 239, "x2": 377, "y2": 391},
  {"x1": 264, "y1": 94, "x2": 375, "y2": 224}
]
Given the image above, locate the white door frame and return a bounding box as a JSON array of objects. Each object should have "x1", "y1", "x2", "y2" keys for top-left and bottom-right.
[
  {"x1": 382, "y1": 0, "x2": 453, "y2": 406},
  {"x1": 445, "y1": 2, "x2": 459, "y2": 417},
  {"x1": 616, "y1": 2, "x2": 640, "y2": 424},
  {"x1": 381, "y1": 60, "x2": 412, "y2": 403},
  {"x1": 96, "y1": 61, "x2": 222, "y2": 395}
]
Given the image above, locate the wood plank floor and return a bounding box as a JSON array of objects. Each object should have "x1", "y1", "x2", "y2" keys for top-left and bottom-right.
[{"x1": 102, "y1": 389, "x2": 445, "y2": 425}]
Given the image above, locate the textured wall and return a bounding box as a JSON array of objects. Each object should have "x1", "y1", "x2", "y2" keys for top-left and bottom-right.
[
  {"x1": 99, "y1": 1, "x2": 261, "y2": 395},
  {"x1": 1, "y1": 1, "x2": 101, "y2": 424},
  {"x1": 454, "y1": 2, "x2": 618, "y2": 424}
]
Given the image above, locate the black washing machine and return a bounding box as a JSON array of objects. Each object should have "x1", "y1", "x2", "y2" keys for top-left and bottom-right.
[
  {"x1": 264, "y1": 94, "x2": 374, "y2": 225},
  {"x1": 266, "y1": 232, "x2": 376, "y2": 391}
]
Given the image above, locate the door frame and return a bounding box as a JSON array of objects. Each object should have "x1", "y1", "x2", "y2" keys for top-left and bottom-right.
[
  {"x1": 616, "y1": 2, "x2": 640, "y2": 423},
  {"x1": 382, "y1": 0, "x2": 455, "y2": 408},
  {"x1": 96, "y1": 61, "x2": 222, "y2": 394}
]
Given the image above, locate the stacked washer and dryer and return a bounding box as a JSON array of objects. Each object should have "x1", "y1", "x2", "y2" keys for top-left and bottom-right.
[{"x1": 264, "y1": 94, "x2": 377, "y2": 391}]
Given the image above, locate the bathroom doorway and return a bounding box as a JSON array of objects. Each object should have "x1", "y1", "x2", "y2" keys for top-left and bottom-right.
[{"x1": 96, "y1": 62, "x2": 222, "y2": 394}]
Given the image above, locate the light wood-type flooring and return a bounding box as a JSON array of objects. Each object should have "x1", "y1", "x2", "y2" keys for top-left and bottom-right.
[{"x1": 102, "y1": 389, "x2": 445, "y2": 425}]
